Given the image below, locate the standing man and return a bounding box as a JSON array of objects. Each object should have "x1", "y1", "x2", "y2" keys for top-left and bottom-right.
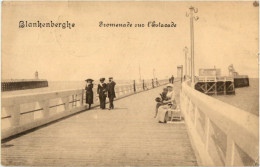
[
  {"x1": 97, "y1": 78, "x2": 107, "y2": 109},
  {"x1": 171, "y1": 75, "x2": 174, "y2": 84},
  {"x1": 107, "y1": 77, "x2": 116, "y2": 110}
]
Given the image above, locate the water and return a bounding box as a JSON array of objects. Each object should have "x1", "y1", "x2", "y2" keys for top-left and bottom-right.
[{"x1": 212, "y1": 78, "x2": 259, "y2": 116}]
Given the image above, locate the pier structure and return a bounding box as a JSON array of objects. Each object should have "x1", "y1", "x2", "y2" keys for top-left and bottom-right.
[
  {"x1": 228, "y1": 64, "x2": 250, "y2": 88},
  {"x1": 1, "y1": 75, "x2": 258, "y2": 166},
  {"x1": 194, "y1": 68, "x2": 235, "y2": 95},
  {"x1": 177, "y1": 65, "x2": 183, "y2": 82},
  {"x1": 1, "y1": 79, "x2": 48, "y2": 92},
  {"x1": 2, "y1": 71, "x2": 48, "y2": 92}
]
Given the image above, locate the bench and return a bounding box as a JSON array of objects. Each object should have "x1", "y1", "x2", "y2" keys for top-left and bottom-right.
[{"x1": 167, "y1": 106, "x2": 182, "y2": 122}]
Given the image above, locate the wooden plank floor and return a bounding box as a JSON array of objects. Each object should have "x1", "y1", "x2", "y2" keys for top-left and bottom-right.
[{"x1": 2, "y1": 82, "x2": 198, "y2": 166}]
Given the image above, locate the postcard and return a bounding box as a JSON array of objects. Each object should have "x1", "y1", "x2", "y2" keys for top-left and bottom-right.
[{"x1": 1, "y1": 1, "x2": 259, "y2": 166}]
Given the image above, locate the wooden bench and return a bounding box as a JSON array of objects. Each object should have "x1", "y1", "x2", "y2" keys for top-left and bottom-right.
[{"x1": 167, "y1": 106, "x2": 182, "y2": 122}]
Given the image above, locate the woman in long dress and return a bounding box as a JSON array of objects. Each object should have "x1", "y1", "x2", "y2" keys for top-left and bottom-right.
[
  {"x1": 85, "y1": 79, "x2": 94, "y2": 109},
  {"x1": 155, "y1": 83, "x2": 176, "y2": 123}
]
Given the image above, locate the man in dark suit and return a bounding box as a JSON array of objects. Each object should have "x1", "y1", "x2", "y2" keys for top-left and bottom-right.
[
  {"x1": 97, "y1": 78, "x2": 107, "y2": 109},
  {"x1": 171, "y1": 75, "x2": 174, "y2": 84},
  {"x1": 107, "y1": 77, "x2": 116, "y2": 110}
]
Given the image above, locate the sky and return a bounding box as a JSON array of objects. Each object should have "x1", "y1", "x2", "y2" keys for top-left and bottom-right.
[{"x1": 1, "y1": 1, "x2": 259, "y2": 81}]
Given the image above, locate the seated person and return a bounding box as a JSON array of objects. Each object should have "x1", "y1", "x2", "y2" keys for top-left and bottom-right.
[
  {"x1": 160, "y1": 88, "x2": 168, "y2": 100},
  {"x1": 155, "y1": 84, "x2": 177, "y2": 123},
  {"x1": 154, "y1": 88, "x2": 168, "y2": 118}
]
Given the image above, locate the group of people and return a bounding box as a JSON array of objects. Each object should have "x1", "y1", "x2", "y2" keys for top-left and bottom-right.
[
  {"x1": 154, "y1": 83, "x2": 177, "y2": 123},
  {"x1": 85, "y1": 77, "x2": 116, "y2": 110}
]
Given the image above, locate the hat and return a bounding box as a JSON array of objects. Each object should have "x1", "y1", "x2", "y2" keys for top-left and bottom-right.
[
  {"x1": 166, "y1": 83, "x2": 174, "y2": 88},
  {"x1": 109, "y1": 77, "x2": 113, "y2": 79},
  {"x1": 85, "y1": 79, "x2": 94, "y2": 82},
  {"x1": 155, "y1": 97, "x2": 162, "y2": 102},
  {"x1": 100, "y1": 78, "x2": 105, "y2": 81}
]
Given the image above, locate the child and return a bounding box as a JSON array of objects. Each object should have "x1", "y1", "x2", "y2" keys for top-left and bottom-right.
[{"x1": 160, "y1": 88, "x2": 168, "y2": 101}]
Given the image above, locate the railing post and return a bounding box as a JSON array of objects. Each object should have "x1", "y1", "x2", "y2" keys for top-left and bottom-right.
[
  {"x1": 133, "y1": 80, "x2": 136, "y2": 93},
  {"x1": 122, "y1": 86, "x2": 125, "y2": 95},
  {"x1": 188, "y1": 98, "x2": 192, "y2": 118},
  {"x1": 82, "y1": 89, "x2": 84, "y2": 105},
  {"x1": 143, "y1": 80, "x2": 145, "y2": 90},
  {"x1": 124, "y1": 85, "x2": 127, "y2": 94},
  {"x1": 194, "y1": 106, "x2": 198, "y2": 127},
  {"x1": 40, "y1": 100, "x2": 50, "y2": 118},
  {"x1": 6, "y1": 105, "x2": 20, "y2": 127},
  {"x1": 120, "y1": 86, "x2": 123, "y2": 96},
  {"x1": 115, "y1": 87, "x2": 119, "y2": 98},
  {"x1": 152, "y1": 79, "x2": 154, "y2": 88},
  {"x1": 62, "y1": 96, "x2": 70, "y2": 111},
  {"x1": 74, "y1": 95, "x2": 77, "y2": 107},
  {"x1": 225, "y1": 135, "x2": 235, "y2": 166},
  {"x1": 204, "y1": 116, "x2": 211, "y2": 151}
]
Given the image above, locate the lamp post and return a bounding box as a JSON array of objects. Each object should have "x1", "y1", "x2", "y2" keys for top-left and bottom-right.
[
  {"x1": 186, "y1": 6, "x2": 199, "y2": 85},
  {"x1": 183, "y1": 46, "x2": 188, "y2": 79},
  {"x1": 188, "y1": 56, "x2": 191, "y2": 77}
]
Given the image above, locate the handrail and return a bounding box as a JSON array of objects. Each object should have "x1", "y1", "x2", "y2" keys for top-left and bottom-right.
[
  {"x1": 2, "y1": 89, "x2": 83, "y2": 107},
  {"x1": 180, "y1": 80, "x2": 259, "y2": 166}
]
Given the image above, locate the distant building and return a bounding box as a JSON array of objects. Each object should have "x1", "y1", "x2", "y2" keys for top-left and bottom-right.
[
  {"x1": 199, "y1": 68, "x2": 221, "y2": 76},
  {"x1": 228, "y1": 64, "x2": 240, "y2": 77},
  {"x1": 177, "y1": 65, "x2": 183, "y2": 78},
  {"x1": 35, "y1": 71, "x2": 39, "y2": 79}
]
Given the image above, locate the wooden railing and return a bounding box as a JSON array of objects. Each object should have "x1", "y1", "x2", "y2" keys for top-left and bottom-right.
[
  {"x1": 180, "y1": 81, "x2": 259, "y2": 166},
  {"x1": 1, "y1": 79, "x2": 169, "y2": 140}
]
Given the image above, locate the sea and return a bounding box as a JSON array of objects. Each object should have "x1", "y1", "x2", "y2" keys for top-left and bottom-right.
[
  {"x1": 212, "y1": 78, "x2": 259, "y2": 116},
  {"x1": 1, "y1": 78, "x2": 259, "y2": 116}
]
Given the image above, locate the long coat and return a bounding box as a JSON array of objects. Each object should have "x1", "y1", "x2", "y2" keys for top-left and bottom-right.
[
  {"x1": 85, "y1": 83, "x2": 93, "y2": 104},
  {"x1": 107, "y1": 81, "x2": 116, "y2": 98},
  {"x1": 97, "y1": 83, "x2": 107, "y2": 97},
  {"x1": 97, "y1": 83, "x2": 107, "y2": 109}
]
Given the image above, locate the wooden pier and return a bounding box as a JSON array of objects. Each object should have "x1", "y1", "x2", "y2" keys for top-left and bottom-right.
[
  {"x1": 1, "y1": 78, "x2": 258, "y2": 166},
  {"x1": 194, "y1": 68, "x2": 235, "y2": 95},
  {"x1": 195, "y1": 76, "x2": 235, "y2": 95}
]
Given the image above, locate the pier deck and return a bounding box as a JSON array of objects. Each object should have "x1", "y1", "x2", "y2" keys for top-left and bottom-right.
[{"x1": 2, "y1": 83, "x2": 197, "y2": 166}]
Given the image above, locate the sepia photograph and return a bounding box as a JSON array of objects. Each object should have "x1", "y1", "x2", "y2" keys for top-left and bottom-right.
[{"x1": 1, "y1": 1, "x2": 259, "y2": 166}]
